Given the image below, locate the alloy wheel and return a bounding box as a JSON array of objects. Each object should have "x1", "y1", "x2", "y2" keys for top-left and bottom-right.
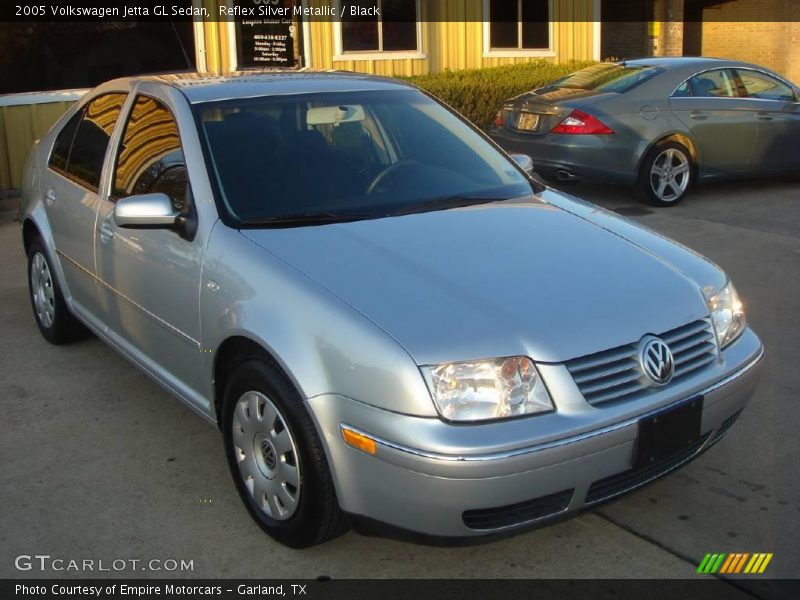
[
  {"x1": 649, "y1": 148, "x2": 691, "y2": 202},
  {"x1": 231, "y1": 391, "x2": 301, "y2": 521},
  {"x1": 31, "y1": 252, "x2": 55, "y2": 328}
]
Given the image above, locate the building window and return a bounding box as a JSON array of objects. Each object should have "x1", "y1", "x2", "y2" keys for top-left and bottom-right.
[
  {"x1": 485, "y1": 0, "x2": 553, "y2": 55},
  {"x1": 336, "y1": 0, "x2": 423, "y2": 59}
]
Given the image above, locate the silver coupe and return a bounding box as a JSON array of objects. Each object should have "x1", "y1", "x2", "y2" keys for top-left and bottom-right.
[{"x1": 21, "y1": 71, "x2": 763, "y2": 547}]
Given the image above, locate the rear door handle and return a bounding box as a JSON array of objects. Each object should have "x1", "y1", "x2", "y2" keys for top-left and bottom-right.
[
  {"x1": 756, "y1": 112, "x2": 774, "y2": 121},
  {"x1": 99, "y1": 222, "x2": 115, "y2": 242},
  {"x1": 45, "y1": 188, "x2": 57, "y2": 206},
  {"x1": 689, "y1": 111, "x2": 707, "y2": 120}
]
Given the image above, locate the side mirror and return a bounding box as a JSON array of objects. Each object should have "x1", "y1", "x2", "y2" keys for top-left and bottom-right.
[
  {"x1": 114, "y1": 193, "x2": 180, "y2": 229},
  {"x1": 510, "y1": 153, "x2": 534, "y2": 174}
]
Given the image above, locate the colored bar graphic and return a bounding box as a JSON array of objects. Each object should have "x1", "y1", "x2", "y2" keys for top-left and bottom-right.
[
  {"x1": 699, "y1": 552, "x2": 773, "y2": 575},
  {"x1": 719, "y1": 554, "x2": 736, "y2": 573}
]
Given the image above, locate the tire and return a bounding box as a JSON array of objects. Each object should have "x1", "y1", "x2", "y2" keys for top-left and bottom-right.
[
  {"x1": 636, "y1": 141, "x2": 694, "y2": 207},
  {"x1": 222, "y1": 357, "x2": 348, "y2": 548},
  {"x1": 26, "y1": 237, "x2": 89, "y2": 344}
]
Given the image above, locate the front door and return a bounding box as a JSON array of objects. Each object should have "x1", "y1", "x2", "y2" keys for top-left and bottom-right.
[
  {"x1": 669, "y1": 68, "x2": 759, "y2": 177},
  {"x1": 94, "y1": 92, "x2": 206, "y2": 407},
  {"x1": 735, "y1": 68, "x2": 800, "y2": 172}
]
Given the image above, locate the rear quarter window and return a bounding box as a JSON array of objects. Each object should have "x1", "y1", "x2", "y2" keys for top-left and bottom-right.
[{"x1": 48, "y1": 110, "x2": 83, "y2": 172}]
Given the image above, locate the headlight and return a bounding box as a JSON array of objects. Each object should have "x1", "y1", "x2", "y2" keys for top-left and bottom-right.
[
  {"x1": 707, "y1": 281, "x2": 746, "y2": 349},
  {"x1": 422, "y1": 356, "x2": 554, "y2": 422}
]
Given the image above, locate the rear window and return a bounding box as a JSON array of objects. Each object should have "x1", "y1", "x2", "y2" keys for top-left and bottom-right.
[{"x1": 552, "y1": 63, "x2": 661, "y2": 93}]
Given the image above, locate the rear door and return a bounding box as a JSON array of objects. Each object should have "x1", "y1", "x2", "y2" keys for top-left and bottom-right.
[
  {"x1": 42, "y1": 92, "x2": 127, "y2": 317},
  {"x1": 735, "y1": 68, "x2": 800, "y2": 171},
  {"x1": 669, "y1": 68, "x2": 759, "y2": 176}
]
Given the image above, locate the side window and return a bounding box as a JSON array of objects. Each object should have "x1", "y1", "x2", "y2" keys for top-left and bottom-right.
[
  {"x1": 113, "y1": 95, "x2": 188, "y2": 211},
  {"x1": 689, "y1": 69, "x2": 741, "y2": 98},
  {"x1": 65, "y1": 93, "x2": 127, "y2": 191},
  {"x1": 48, "y1": 109, "x2": 83, "y2": 172},
  {"x1": 672, "y1": 81, "x2": 693, "y2": 98},
  {"x1": 736, "y1": 70, "x2": 796, "y2": 101}
]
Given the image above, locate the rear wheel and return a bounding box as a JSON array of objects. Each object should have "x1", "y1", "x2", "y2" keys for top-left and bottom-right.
[
  {"x1": 636, "y1": 141, "x2": 693, "y2": 206},
  {"x1": 27, "y1": 238, "x2": 89, "y2": 344},
  {"x1": 222, "y1": 358, "x2": 348, "y2": 548}
]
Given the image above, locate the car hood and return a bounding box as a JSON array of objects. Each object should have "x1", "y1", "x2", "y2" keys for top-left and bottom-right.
[{"x1": 241, "y1": 195, "x2": 710, "y2": 365}]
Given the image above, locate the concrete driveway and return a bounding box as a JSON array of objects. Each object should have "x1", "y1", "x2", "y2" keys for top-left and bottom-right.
[{"x1": 0, "y1": 179, "x2": 798, "y2": 589}]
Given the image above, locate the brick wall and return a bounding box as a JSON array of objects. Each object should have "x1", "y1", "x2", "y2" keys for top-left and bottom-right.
[{"x1": 700, "y1": 0, "x2": 799, "y2": 83}]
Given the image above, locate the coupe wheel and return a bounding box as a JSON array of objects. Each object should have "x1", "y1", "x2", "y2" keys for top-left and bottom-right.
[
  {"x1": 637, "y1": 141, "x2": 693, "y2": 206},
  {"x1": 222, "y1": 358, "x2": 348, "y2": 548},
  {"x1": 26, "y1": 237, "x2": 89, "y2": 344}
]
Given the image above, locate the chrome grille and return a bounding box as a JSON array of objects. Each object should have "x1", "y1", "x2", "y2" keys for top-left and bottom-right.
[{"x1": 566, "y1": 319, "x2": 717, "y2": 406}]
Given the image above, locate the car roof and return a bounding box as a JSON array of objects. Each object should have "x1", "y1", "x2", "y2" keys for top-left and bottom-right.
[
  {"x1": 622, "y1": 56, "x2": 740, "y2": 68},
  {"x1": 110, "y1": 69, "x2": 416, "y2": 104}
]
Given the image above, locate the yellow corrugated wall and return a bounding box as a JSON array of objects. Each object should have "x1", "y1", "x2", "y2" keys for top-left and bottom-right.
[
  {"x1": 310, "y1": 0, "x2": 597, "y2": 75},
  {"x1": 0, "y1": 101, "x2": 78, "y2": 190}
]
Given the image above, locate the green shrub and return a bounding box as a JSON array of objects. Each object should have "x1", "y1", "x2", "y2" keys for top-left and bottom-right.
[{"x1": 399, "y1": 60, "x2": 596, "y2": 130}]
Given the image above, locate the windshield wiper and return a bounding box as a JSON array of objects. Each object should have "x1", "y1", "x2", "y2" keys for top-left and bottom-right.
[
  {"x1": 240, "y1": 211, "x2": 376, "y2": 228},
  {"x1": 387, "y1": 195, "x2": 507, "y2": 217}
]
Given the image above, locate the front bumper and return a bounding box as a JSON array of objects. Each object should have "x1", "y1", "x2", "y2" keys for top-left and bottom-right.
[{"x1": 308, "y1": 328, "x2": 763, "y2": 539}]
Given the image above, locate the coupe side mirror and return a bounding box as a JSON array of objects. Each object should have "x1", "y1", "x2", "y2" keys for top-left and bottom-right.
[
  {"x1": 114, "y1": 193, "x2": 180, "y2": 229},
  {"x1": 510, "y1": 153, "x2": 534, "y2": 174}
]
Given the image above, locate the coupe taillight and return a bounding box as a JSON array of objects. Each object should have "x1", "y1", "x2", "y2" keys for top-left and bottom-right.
[
  {"x1": 551, "y1": 110, "x2": 614, "y2": 135},
  {"x1": 494, "y1": 110, "x2": 505, "y2": 127}
]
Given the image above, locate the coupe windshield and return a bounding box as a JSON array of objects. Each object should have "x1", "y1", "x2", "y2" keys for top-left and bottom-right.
[
  {"x1": 197, "y1": 90, "x2": 532, "y2": 225},
  {"x1": 551, "y1": 63, "x2": 661, "y2": 93}
]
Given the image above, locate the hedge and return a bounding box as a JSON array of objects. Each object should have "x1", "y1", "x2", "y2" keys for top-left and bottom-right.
[{"x1": 400, "y1": 60, "x2": 596, "y2": 130}]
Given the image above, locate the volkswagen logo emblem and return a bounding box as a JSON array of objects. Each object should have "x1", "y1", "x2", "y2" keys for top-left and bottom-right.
[{"x1": 639, "y1": 336, "x2": 675, "y2": 385}]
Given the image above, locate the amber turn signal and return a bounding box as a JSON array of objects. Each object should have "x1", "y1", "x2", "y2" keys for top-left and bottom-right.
[{"x1": 341, "y1": 427, "x2": 377, "y2": 455}]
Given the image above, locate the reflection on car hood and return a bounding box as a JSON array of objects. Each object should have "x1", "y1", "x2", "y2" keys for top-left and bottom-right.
[{"x1": 242, "y1": 194, "x2": 709, "y2": 365}]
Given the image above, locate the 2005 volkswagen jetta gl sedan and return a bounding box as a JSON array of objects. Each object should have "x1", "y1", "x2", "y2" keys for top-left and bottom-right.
[{"x1": 21, "y1": 72, "x2": 763, "y2": 548}]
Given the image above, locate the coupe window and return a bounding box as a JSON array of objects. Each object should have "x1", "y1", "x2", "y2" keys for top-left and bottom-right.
[
  {"x1": 197, "y1": 90, "x2": 532, "y2": 225},
  {"x1": 736, "y1": 69, "x2": 796, "y2": 101},
  {"x1": 687, "y1": 69, "x2": 741, "y2": 98},
  {"x1": 549, "y1": 63, "x2": 661, "y2": 93}
]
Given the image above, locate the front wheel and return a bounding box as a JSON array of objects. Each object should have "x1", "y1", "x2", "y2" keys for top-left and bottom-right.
[
  {"x1": 636, "y1": 141, "x2": 693, "y2": 206},
  {"x1": 222, "y1": 358, "x2": 348, "y2": 548}
]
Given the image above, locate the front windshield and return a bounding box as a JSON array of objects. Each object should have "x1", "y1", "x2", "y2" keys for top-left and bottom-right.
[
  {"x1": 197, "y1": 89, "x2": 532, "y2": 224},
  {"x1": 550, "y1": 63, "x2": 661, "y2": 93}
]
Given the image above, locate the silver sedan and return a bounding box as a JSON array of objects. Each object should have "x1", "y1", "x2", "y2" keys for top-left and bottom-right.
[{"x1": 20, "y1": 71, "x2": 763, "y2": 547}]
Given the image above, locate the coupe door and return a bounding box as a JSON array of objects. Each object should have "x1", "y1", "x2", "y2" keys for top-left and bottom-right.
[
  {"x1": 42, "y1": 93, "x2": 127, "y2": 316},
  {"x1": 669, "y1": 69, "x2": 759, "y2": 177},
  {"x1": 735, "y1": 68, "x2": 800, "y2": 171},
  {"x1": 94, "y1": 93, "x2": 206, "y2": 406}
]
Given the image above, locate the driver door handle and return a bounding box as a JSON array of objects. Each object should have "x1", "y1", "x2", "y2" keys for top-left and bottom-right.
[
  {"x1": 99, "y1": 222, "x2": 115, "y2": 243},
  {"x1": 755, "y1": 112, "x2": 774, "y2": 121}
]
